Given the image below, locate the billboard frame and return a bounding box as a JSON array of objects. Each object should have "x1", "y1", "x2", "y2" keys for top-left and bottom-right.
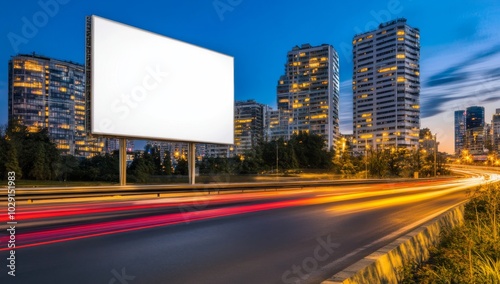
[{"x1": 85, "y1": 15, "x2": 235, "y2": 185}]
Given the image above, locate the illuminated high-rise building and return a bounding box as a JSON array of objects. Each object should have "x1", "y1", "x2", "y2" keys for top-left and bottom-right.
[
  {"x1": 492, "y1": 109, "x2": 500, "y2": 153},
  {"x1": 352, "y1": 18, "x2": 420, "y2": 153},
  {"x1": 454, "y1": 110, "x2": 466, "y2": 155},
  {"x1": 266, "y1": 109, "x2": 288, "y2": 142},
  {"x1": 8, "y1": 53, "x2": 103, "y2": 157},
  {"x1": 276, "y1": 43, "x2": 340, "y2": 150},
  {"x1": 104, "y1": 138, "x2": 135, "y2": 153},
  {"x1": 465, "y1": 106, "x2": 485, "y2": 155},
  {"x1": 234, "y1": 100, "x2": 268, "y2": 155}
]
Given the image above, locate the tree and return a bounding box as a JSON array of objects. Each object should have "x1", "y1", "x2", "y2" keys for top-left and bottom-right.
[
  {"x1": 129, "y1": 154, "x2": 154, "y2": 183},
  {"x1": 333, "y1": 150, "x2": 357, "y2": 178},
  {"x1": 289, "y1": 132, "x2": 333, "y2": 169},
  {"x1": 368, "y1": 149, "x2": 388, "y2": 178},
  {"x1": 57, "y1": 155, "x2": 80, "y2": 181},
  {"x1": 29, "y1": 143, "x2": 49, "y2": 180},
  {"x1": 3, "y1": 123, "x2": 61, "y2": 181},
  {"x1": 174, "y1": 158, "x2": 188, "y2": 175},
  {"x1": 239, "y1": 146, "x2": 264, "y2": 174},
  {"x1": 2, "y1": 139, "x2": 22, "y2": 179},
  {"x1": 150, "y1": 145, "x2": 163, "y2": 175},
  {"x1": 163, "y1": 150, "x2": 173, "y2": 175}
]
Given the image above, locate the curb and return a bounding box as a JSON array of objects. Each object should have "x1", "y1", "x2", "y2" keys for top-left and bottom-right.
[{"x1": 322, "y1": 204, "x2": 465, "y2": 284}]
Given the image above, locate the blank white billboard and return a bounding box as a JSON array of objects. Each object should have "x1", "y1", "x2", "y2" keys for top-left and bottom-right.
[{"x1": 88, "y1": 15, "x2": 234, "y2": 144}]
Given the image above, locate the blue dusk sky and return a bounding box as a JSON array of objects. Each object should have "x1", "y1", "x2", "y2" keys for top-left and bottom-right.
[{"x1": 1, "y1": 0, "x2": 500, "y2": 153}]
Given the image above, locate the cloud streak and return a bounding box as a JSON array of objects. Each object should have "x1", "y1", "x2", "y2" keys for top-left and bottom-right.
[
  {"x1": 421, "y1": 41, "x2": 500, "y2": 118},
  {"x1": 420, "y1": 38, "x2": 500, "y2": 153}
]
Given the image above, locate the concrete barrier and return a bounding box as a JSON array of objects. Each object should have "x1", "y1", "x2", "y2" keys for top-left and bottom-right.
[{"x1": 323, "y1": 204, "x2": 465, "y2": 284}]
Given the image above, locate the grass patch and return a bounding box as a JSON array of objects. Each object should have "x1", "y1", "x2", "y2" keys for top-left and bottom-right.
[{"x1": 400, "y1": 182, "x2": 500, "y2": 283}]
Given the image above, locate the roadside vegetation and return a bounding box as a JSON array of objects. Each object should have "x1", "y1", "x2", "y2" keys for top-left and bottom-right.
[{"x1": 400, "y1": 183, "x2": 500, "y2": 283}]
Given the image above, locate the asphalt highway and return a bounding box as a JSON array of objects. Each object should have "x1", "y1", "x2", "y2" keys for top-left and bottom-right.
[{"x1": 0, "y1": 172, "x2": 494, "y2": 284}]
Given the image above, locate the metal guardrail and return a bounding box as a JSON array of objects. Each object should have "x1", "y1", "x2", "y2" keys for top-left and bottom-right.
[{"x1": 1, "y1": 178, "x2": 436, "y2": 202}]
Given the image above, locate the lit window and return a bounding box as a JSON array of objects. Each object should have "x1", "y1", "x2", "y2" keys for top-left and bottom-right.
[
  {"x1": 378, "y1": 66, "x2": 397, "y2": 73},
  {"x1": 311, "y1": 114, "x2": 328, "y2": 119}
]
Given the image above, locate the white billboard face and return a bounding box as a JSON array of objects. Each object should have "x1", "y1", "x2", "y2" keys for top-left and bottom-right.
[{"x1": 89, "y1": 15, "x2": 234, "y2": 144}]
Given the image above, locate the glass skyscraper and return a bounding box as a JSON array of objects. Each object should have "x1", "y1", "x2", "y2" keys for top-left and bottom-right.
[
  {"x1": 454, "y1": 110, "x2": 466, "y2": 155},
  {"x1": 8, "y1": 53, "x2": 103, "y2": 157},
  {"x1": 492, "y1": 109, "x2": 500, "y2": 153},
  {"x1": 465, "y1": 106, "x2": 485, "y2": 155},
  {"x1": 234, "y1": 100, "x2": 268, "y2": 155}
]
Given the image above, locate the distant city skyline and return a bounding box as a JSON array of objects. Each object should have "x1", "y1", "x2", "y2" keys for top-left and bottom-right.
[{"x1": 1, "y1": 0, "x2": 500, "y2": 153}]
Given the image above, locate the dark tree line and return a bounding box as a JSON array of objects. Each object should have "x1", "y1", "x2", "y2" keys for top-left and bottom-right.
[
  {"x1": 199, "y1": 132, "x2": 334, "y2": 175},
  {"x1": 127, "y1": 144, "x2": 178, "y2": 183},
  {"x1": 0, "y1": 121, "x2": 177, "y2": 183},
  {"x1": 0, "y1": 122, "x2": 58, "y2": 180},
  {"x1": 0, "y1": 123, "x2": 449, "y2": 183}
]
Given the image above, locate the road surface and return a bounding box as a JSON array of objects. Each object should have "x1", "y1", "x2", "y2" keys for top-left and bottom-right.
[{"x1": 0, "y1": 172, "x2": 494, "y2": 283}]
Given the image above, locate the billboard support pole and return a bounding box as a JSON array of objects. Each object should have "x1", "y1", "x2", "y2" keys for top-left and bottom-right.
[
  {"x1": 188, "y1": 143, "x2": 196, "y2": 185},
  {"x1": 119, "y1": 138, "x2": 127, "y2": 186}
]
